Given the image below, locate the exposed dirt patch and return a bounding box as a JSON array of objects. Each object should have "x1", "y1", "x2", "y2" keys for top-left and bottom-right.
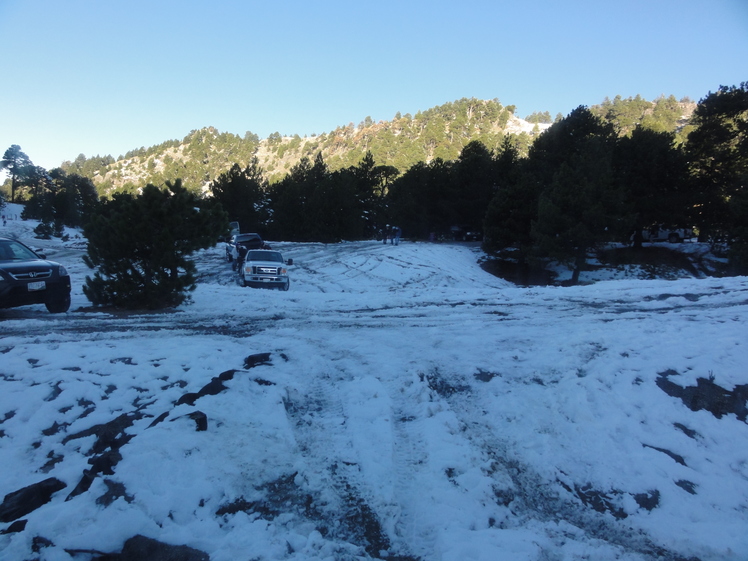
[
  {"x1": 482, "y1": 244, "x2": 724, "y2": 286},
  {"x1": 597, "y1": 246, "x2": 702, "y2": 276},
  {"x1": 480, "y1": 258, "x2": 556, "y2": 286}
]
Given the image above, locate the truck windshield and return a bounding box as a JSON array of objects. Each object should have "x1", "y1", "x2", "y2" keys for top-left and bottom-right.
[{"x1": 247, "y1": 251, "x2": 283, "y2": 263}]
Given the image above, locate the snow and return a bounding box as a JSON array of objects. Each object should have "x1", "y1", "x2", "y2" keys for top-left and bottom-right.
[{"x1": 1, "y1": 203, "x2": 747, "y2": 560}]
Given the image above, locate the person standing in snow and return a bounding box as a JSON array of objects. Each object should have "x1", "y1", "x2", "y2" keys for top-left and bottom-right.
[
  {"x1": 235, "y1": 243, "x2": 249, "y2": 271},
  {"x1": 393, "y1": 226, "x2": 401, "y2": 245}
]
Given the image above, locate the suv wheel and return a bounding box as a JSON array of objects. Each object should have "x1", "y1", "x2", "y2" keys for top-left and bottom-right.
[{"x1": 45, "y1": 293, "x2": 71, "y2": 313}]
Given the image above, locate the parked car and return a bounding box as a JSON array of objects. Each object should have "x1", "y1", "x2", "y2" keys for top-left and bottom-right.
[
  {"x1": 240, "y1": 249, "x2": 292, "y2": 291},
  {"x1": 0, "y1": 237, "x2": 72, "y2": 313},
  {"x1": 641, "y1": 225, "x2": 695, "y2": 243},
  {"x1": 449, "y1": 225, "x2": 482, "y2": 241},
  {"x1": 225, "y1": 233, "x2": 268, "y2": 264}
]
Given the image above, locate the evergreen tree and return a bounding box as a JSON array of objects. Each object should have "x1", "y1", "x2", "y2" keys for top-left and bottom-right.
[
  {"x1": 21, "y1": 169, "x2": 100, "y2": 230},
  {"x1": 350, "y1": 151, "x2": 396, "y2": 237},
  {"x1": 484, "y1": 107, "x2": 622, "y2": 282},
  {"x1": 55, "y1": 170, "x2": 101, "y2": 227},
  {"x1": 485, "y1": 107, "x2": 617, "y2": 259},
  {"x1": 641, "y1": 95, "x2": 683, "y2": 133},
  {"x1": 614, "y1": 126, "x2": 689, "y2": 248},
  {"x1": 209, "y1": 158, "x2": 270, "y2": 236},
  {"x1": 451, "y1": 141, "x2": 495, "y2": 232},
  {"x1": 267, "y1": 153, "x2": 330, "y2": 241},
  {"x1": 306, "y1": 169, "x2": 362, "y2": 242},
  {"x1": 483, "y1": 138, "x2": 528, "y2": 253},
  {"x1": 685, "y1": 83, "x2": 748, "y2": 252},
  {"x1": 529, "y1": 108, "x2": 622, "y2": 282},
  {"x1": 532, "y1": 136, "x2": 625, "y2": 283},
  {"x1": 267, "y1": 158, "x2": 311, "y2": 241},
  {"x1": 83, "y1": 180, "x2": 227, "y2": 309},
  {"x1": 385, "y1": 162, "x2": 427, "y2": 238},
  {"x1": 1, "y1": 145, "x2": 33, "y2": 203},
  {"x1": 386, "y1": 158, "x2": 453, "y2": 239},
  {"x1": 483, "y1": 167, "x2": 540, "y2": 257},
  {"x1": 728, "y1": 188, "x2": 748, "y2": 274}
]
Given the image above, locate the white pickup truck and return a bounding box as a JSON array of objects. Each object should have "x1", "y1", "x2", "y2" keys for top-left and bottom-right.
[{"x1": 240, "y1": 249, "x2": 293, "y2": 291}]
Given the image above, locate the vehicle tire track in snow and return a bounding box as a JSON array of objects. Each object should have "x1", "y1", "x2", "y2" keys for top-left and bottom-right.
[
  {"x1": 277, "y1": 345, "x2": 430, "y2": 560},
  {"x1": 281, "y1": 363, "x2": 390, "y2": 555},
  {"x1": 389, "y1": 401, "x2": 440, "y2": 559},
  {"x1": 444, "y1": 391, "x2": 699, "y2": 561}
]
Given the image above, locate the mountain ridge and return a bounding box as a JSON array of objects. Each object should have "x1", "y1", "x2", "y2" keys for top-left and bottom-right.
[{"x1": 60, "y1": 95, "x2": 695, "y2": 196}]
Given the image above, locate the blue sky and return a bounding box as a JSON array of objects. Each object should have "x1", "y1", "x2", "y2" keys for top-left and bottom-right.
[{"x1": 1, "y1": 0, "x2": 746, "y2": 171}]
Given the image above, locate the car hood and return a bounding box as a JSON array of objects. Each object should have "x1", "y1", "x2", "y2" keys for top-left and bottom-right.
[
  {"x1": 246, "y1": 260, "x2": 286, "y2": 268},
  {"x1": 0, "y1": 259, "x2": 64, "y2": 275}
]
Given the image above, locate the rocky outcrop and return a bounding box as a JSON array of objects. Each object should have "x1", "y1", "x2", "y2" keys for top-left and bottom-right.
[
  {"x1": 0, "y1": 477, "x2": 66, "y2": 523},
  {"x1": 657, "y1": 370, "x2": 748, "y2": 422},
  {"x1": 98, "y1": 535, "x2": 210, "y2": 561}
]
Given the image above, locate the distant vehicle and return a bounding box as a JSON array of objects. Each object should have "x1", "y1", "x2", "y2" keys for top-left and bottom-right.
[
  {"x1": 225, "y1": 233, "x2": 269, "y2": 263},
  {"x1": 240, "y1": 249, "x2": 292, "y2": 291},
  {"x1": 450, "y1": 225, "x2": 482, "y2": 241},
  {"x1": 0, "y1": 237, "x2": 71, "y2": 313},
  {"x1": 228, "y1": 221, "x2": 240, "y2": 237},
  {"x1": 640, "y1": 225, "x2": 694, "y2": 244}
]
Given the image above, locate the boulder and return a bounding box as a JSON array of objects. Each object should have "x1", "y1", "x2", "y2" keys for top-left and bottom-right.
[
  {"x1": 119, "y1": 535, "x2": 209, "y2": 561},
  {"x1": 0, "y1": 477, "x2": 66, "y2": 522}
]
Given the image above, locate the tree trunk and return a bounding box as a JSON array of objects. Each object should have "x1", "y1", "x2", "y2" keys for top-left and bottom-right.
[{"x1": 571, "y1": 251, "x2": 586, "y2": 285}]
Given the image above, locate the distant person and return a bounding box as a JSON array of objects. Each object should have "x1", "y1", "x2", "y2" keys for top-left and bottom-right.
[
  {"x1": 236, "y1": 244, "x2": 249, "y2": 271},
  {"x1": 384, "y1": 225, "x2": 391, "y2": 245},
  {"x1": 393, "y1": 226, "x2": 401, "y2": 245}
]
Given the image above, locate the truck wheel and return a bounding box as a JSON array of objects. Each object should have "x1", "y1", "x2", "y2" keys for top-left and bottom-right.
[
  {"x1": 668, "y1": 233, "x2": 680, "y2": 243},
  {"x1": 282, "y1": 280, "x2": 290, "y2": 291}
]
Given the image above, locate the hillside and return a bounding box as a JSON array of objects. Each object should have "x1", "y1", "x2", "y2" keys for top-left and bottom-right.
[{"x1": 61, "y1": 95, "x2": 695, "y2": 196}]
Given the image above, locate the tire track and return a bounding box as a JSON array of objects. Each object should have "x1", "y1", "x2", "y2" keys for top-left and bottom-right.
[
  {"x1": 443, "y1": 391, "x2": 699, "y2": 561},
  {"x1": 389, "y1": 404, "x2": 440, "y2": 559}
]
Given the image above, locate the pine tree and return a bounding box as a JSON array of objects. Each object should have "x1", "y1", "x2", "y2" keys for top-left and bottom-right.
[
  {"x1": 532, "y1": 136, "x2": 624, "y2": 283},
  {"x1": 83, "y1": 180, "x2": 227, "y2": 309},
  {"x1": 685, "y1": 83, "x2": 748, "y2": 242},
  {"x1": 613, "y1": 126, "x2": 689, "y2": 248},
  {"x1": 0, "y1": 145, "x2": 33, "y2": 203},
  {"x1": 209, "y1": 158, "x2": 270, "y2": 235}
]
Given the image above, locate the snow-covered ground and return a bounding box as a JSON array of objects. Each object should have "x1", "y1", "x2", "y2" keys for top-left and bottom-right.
[{"x1": 1, "y1": 204, "x2": 747, "y2": 561}]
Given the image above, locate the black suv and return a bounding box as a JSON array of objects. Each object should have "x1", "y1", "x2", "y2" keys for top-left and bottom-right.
[
  {"x1": 226, "y1": 233, "x2": 269, "y2": 264},
  {"x1": 0, "y1": 237, "x2": 72, "y2": 313}
]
